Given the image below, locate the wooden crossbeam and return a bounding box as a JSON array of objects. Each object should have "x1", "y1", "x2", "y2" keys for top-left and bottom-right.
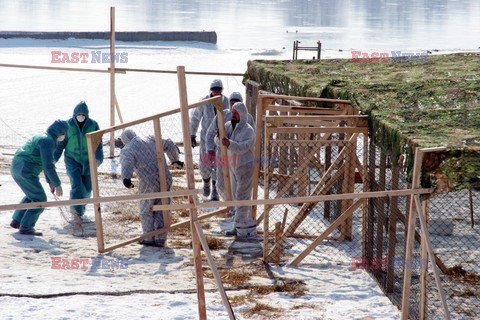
[
  {"x1": 259, "y1": 93, "x2": 351, "y2": 105},
  {"x1": 290, "y1": 199, "x2": 366, "y2": 265}
]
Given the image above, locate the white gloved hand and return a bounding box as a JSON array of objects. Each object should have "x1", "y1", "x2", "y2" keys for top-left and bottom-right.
[{"x1": 55, "y1": 186, "x2": 63, "y2": 197}]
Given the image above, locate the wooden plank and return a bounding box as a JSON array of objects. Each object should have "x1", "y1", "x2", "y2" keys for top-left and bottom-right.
[
  {"x1": 263, "y1": 123, "x2": 271, "y2": 260},
  {"x1": 266, "y1": 139, "x2": 354, "y2": 148},
  {"x1": 103, "y1": 207, "x2": 229, "y2": 253},
  {"x1": 259, "y1": 93, "x2": 351, "y2": 105},
  {"x1": 193, "y1": 221, "x2": 236, "y2": 320},
  {"x1": 0, "y1": 63, "x2": 127, "y2": 74},
  {"x1": 245, "y1": 80, "x2": 260, "y2": 121},
  {"x1": 401, "y1": 147, "x2": 424, "y2": 320},
  {"x1": 267, "y1": 126, "x2": 368, "y2": 135},
  {"x1": 87, "y1": 133, "x2": 105, "y2": 253},
  {"x1": 0, "y1": 186, "x2": 433, "y2": 213},
  {"x1": 153, "y1": 118, "x2": 170, "y2": 228},
  {"x1": 114, "y1": 94, "x2": 124, "y2": 124},
  {"x1": 419, "y1": 196, "x2": 429, "y2": 320},
  {"x1": 177, "y1": 65, "x2": 207, "y2": 320},
  {"x1": 297, "y1": 133, "x2": 308, "y2": 199},
  {"x1": 0, "y1": 189, "x2": 197, "y2": 212},
  {"x1": 419, "y1": 146, "x2": 447, "y2": 153},
  {"x1": 264, "y1": 105, "x2": 345, "y2": 115},
  {"x1": 341, "y1": 134, "x2": 356, "y2": 241},
  {"x1": 272, "y1": 222, "x2": 282, "y2": 263},
  {"x1": 214, "y1": 97, "x2": 233, "y2": 204},
  {"x1": 266, "y1": 115, "x2": 368, "y2": 121},
  {"x1": 109, "y1": 6, "x2": 116, "y2": 158},
  {"x1": 414, "y1": 196, "x2": 451, "y2": 320},
  {"x1": 114, "y1": 67, "x2": 244, "y2": 76},
  {"x1": 251, "y1": 97, "x2": 271, "y2": 219},
  {"x1": 290, "y1": 199, "x2": 366, "y2": 266},
  {"x1": 324, "y1": 135, "x2": 332, "y2": 220}
]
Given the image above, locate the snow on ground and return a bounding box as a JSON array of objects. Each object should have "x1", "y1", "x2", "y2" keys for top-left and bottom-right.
[{"x1": 0, "y1": 40, "x2": 401, "y2": 319}]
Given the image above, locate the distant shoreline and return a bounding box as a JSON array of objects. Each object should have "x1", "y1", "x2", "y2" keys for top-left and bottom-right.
[{"x1": 0, "y1": 31, "x2": 217, "y2": 44}]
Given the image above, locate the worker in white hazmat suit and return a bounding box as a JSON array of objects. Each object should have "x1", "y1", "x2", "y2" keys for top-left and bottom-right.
[
  {"x1": 120, "y1": 129, "x2": 182, "y2": 247},
  {"x1": 189, "y1": 79, "x2": 229, "y2": 201},
  {"x1": 205, "y1": 92, "x2": 255, "y2": 201},
  {"x1": 215, "y1": 102, "x2": 257, "y2": 238}
]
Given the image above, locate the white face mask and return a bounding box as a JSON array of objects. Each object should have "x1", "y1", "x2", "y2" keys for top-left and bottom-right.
[
  {"x1": 57, "y1": 134, "x2": 65, "y2": 142},
  {"x1": 76, "y1": 115, "x2": 86, "y2": 123}
]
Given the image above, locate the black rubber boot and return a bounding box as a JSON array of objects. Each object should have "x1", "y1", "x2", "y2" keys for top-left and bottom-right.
[
  {"x1": 203, "y1": 178, "x2": 211, "y2": 197},
  {"x1": 139, "y1": 239, "x2": 157, "y2": 247},
  {"x1": 19, "y1": 227, "x2": 43, "y2": 236},
  {"x1": 10, "y1": 220, "x2": 20, "y2": 229},
  {"x1": 225, "y1": 228, "x2": 237, "y2": 237}
]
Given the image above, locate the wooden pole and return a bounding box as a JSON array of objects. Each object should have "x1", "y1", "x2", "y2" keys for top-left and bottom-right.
[
  {"x1": 86, "y1": 133, "x2": 105, "y2": 253},
  {"x1": 469, "y1": 187, "x2": 475, "y2": 228},
  {"x1": 153, "y1": 118, "x2": 170, "y2": 228},
  {"x1": 251, "y1": 97, "x2": 269, "y2": 219},
  {"x1": 414, "y1": 195, "x2": 451, "y2": 320},
  {"x1": 401, "y1": 147, "x2": 424, "y2": 320},
  {"x1": 263, "y1": 124, "x2": 271, "y2": 261},
  {"x1": 114, "y1": 94, "x2": 124, "y2": 124},
  {"x1": 193, "y1": 221, "x2": 236, "y2": 320},
  {"x1": 273, "y1": 222, "x2": 282, "y2": 263},
  {"x1": 177, "y1": 65, "x2": 207, "y2": 320},
  {"x1": 214, "y1": 97, "x2": 233, "y2": 203},
  {"x1": 419, "y1": 195, "x2": 429, "y2": 320},
  {"x1": 109, "y1": 6, "x2": 116, "y2": 158}
]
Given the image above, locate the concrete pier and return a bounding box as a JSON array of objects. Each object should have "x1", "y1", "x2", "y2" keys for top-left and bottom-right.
[{"x1": 0, "y1": 31, "x2": 217, "y2": 44}]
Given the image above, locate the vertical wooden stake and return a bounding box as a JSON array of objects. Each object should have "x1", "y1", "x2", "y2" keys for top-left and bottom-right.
[
  {"x1": 153, "y1": 118, "x2": 170, "y2": 228},
  {"x1": 419, "y1": 195, "x2": 429, "y2": 319},
  {"x1": 177, "y1": 65, "x2": 207, "y2": 320},
  {"x1": 273, "y1": 222, "x2": 282, "y2": 263},
  {"x1": 469, "y1": 187, "x2": 475, "y2": 228},
  {"x1": 215, "y1": 98, "x2": 233, "y2": 204},
  {"x1": 109, "y1": 6, "x2": 116, "y2": 158},
  {"x1": 87, "y1": 133, "x2": 104, "y2": 253},
  {"x1": 251, "y1": 97, "x2": 270, "y2": 219},
  {"x1": 263, "y1": 123, "x2": 271, "y2": 261},
  {"x1": 401, "y1": 147, "x2": 424, "y2": 320},
  {"x1": 414, "y1": 195, "x2": 451, "y2": 320},
  {"x1": 193, "y1": 221, "x2": 236, "y2": 320}
]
